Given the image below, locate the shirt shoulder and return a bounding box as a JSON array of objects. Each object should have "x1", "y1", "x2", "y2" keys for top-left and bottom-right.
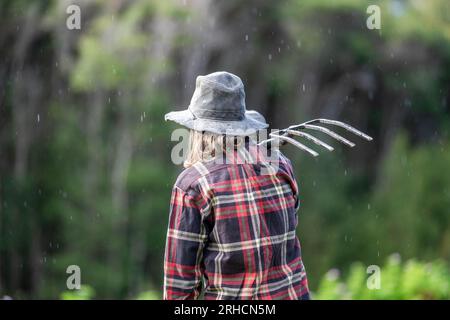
[
  {"x1": 174, "y1": 161, "x2": 229, "y2": 192},
  {"x1": 269, "y1": 149, "x2": 295, "y2": 174}
]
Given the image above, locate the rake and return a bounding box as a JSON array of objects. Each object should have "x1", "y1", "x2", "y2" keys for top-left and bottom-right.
[{"x1": 258, "y1": 118, "x2": 373, "y2": 157}]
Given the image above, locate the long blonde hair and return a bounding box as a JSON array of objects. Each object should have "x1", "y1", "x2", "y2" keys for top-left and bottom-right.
[{"x1": 184, "y1": 130, "x2": 248, "y2": 168}]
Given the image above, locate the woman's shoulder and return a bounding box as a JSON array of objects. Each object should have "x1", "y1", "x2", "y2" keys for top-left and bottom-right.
[
  {"x1": 274, "y1": 150, "x2": 297, "y2": 179},
  {"x1": 173, "y1": 161, "x2": 229, "y2": 192},
  {"x1": 173, "y1": 165, "x2": 203, "y2": 192}
]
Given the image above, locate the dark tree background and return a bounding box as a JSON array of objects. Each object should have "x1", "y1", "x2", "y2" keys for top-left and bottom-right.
[{"x1": 0, "y1": 0, "x2": 449, "y2": 299}]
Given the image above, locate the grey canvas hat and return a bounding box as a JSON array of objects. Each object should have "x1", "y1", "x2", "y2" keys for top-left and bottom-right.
[{"x1": 164, "y1": 71, "x2": 269, "y2": 135}]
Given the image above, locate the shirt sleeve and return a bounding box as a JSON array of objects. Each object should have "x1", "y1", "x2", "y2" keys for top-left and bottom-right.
[{"x1": 163, "y1": 185, "x2": 208, "y2": 300}]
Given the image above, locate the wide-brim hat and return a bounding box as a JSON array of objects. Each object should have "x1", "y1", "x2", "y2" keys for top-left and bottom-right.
[{"x1": 164, "y1": 71, "x2": 269, "y2": 136}]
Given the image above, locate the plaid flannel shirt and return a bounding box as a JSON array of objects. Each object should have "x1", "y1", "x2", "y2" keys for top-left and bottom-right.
[{"x1": 163, "y1": 146, "x2": 309, "y2": 300}]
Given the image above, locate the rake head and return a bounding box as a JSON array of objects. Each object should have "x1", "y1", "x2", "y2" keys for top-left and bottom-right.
[{"x1": 258, "y1": 118, "x2": 373, "y2": 157}]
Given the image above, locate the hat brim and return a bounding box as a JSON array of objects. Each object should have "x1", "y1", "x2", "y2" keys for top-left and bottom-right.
[{"x1": 164, "y1": 108, "x2": 269, "y2": 136}]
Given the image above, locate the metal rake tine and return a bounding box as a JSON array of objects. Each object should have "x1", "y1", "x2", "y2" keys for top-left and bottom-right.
[
  {"x1": 257, "y1": 137, "x2": 275, "y2": 146},
  {"x1": 306, "y1": 118, "x2": 373, "y2": 141},
  {"x1": 302, "y1": 124, "x2": 356, "y2": 147},
  {"x1": 270, "y1": 133, "x2": 319, "y2": 157},
  {"x1": 257, "y1": 136, "x2": 290, "y2": 147},
  {"x1": 286, "y1": 129, "x2": 334, "y2": 151}
]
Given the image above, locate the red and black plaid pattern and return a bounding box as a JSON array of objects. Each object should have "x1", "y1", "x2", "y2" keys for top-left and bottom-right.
[{"x1": 164, "y1": 147, "x2": 309, "y2": 300}]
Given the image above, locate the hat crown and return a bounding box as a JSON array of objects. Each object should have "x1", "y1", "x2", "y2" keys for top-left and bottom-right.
[{"x1": 189, "y1": 71, "x2": 246, "y2": 121}]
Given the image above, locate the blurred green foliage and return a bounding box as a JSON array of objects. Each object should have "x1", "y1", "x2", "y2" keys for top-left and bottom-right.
[
  {"x1": 314, "y1": 254, "x2": 449, "y2": 299},
  {"x1": 135, "y1": 290, "x2": 161, "y2": 300},
  {"x1": 60, "y1": 285, "x2": 96, "y2": 300},
  {"x1": 296, "y1": 132, "x2": 450, "y2": 290}
]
